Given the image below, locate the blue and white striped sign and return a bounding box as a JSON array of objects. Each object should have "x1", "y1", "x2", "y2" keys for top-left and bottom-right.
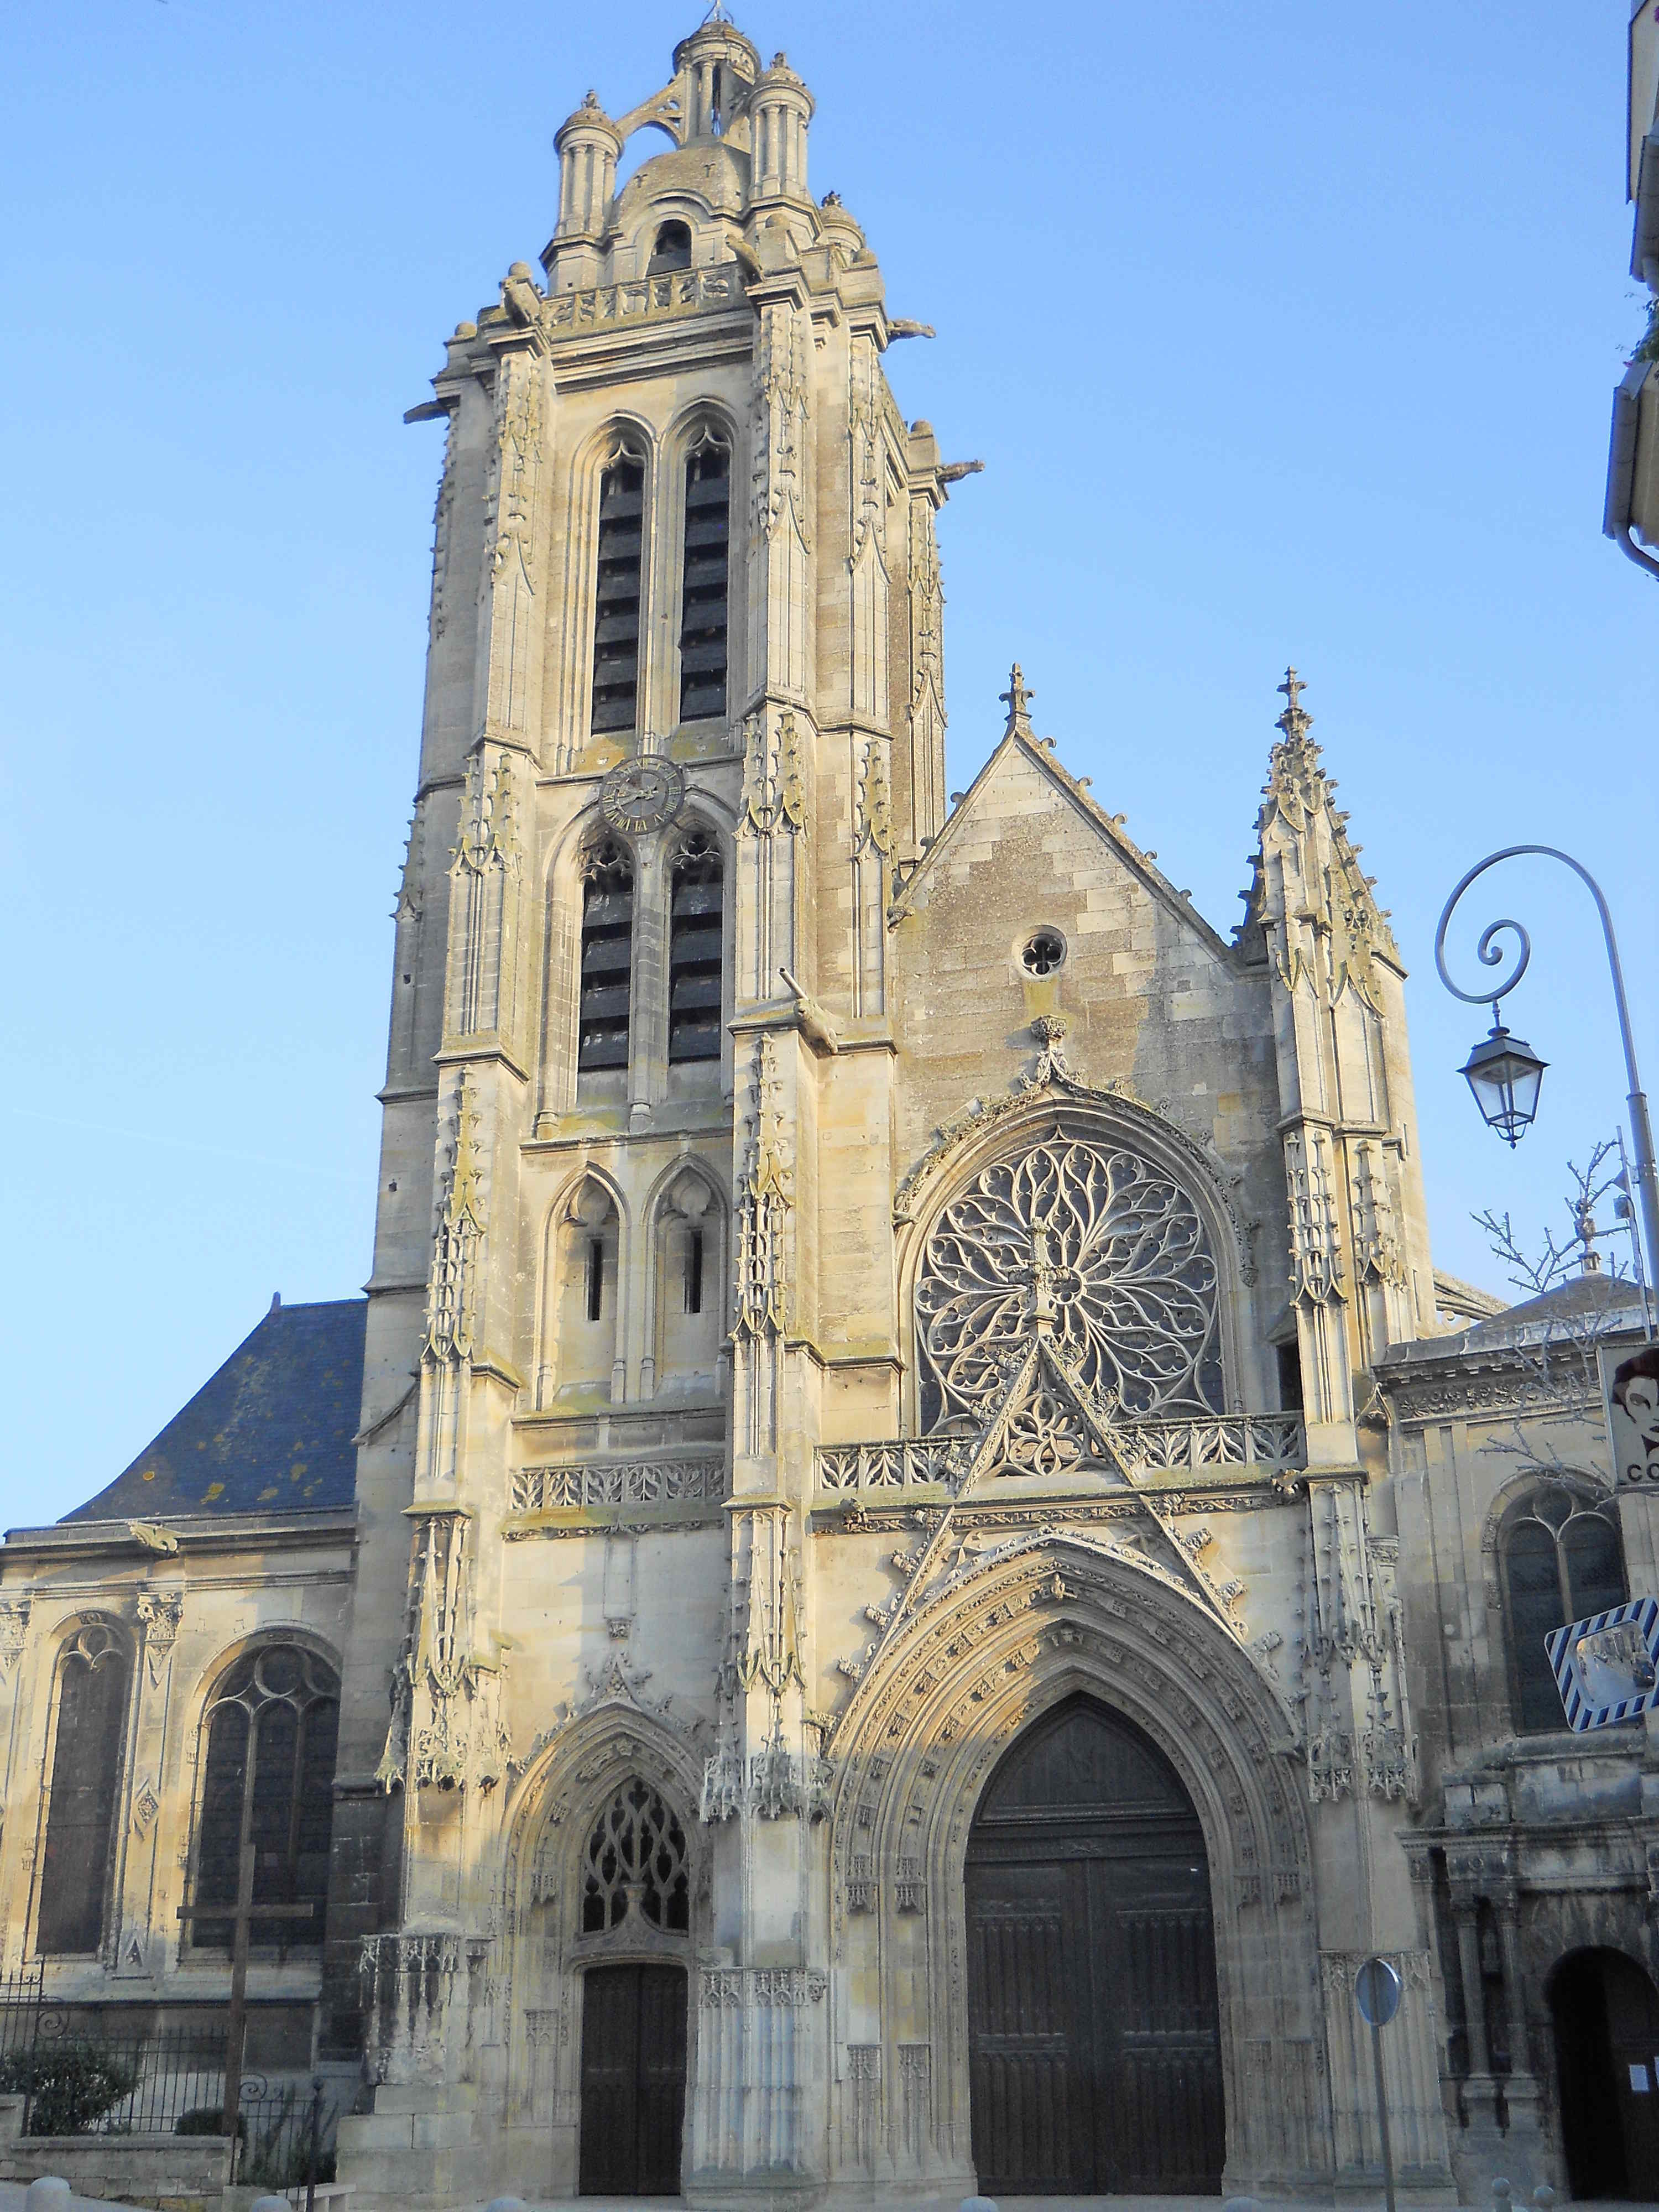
[{"x1": 1546, "y1": 1596, "x2": 1659, "y2": 1731}]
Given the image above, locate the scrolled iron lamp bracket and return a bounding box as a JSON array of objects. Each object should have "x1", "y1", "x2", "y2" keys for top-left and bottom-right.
[{"x1": 1434, "y1": 844, "x2": 1659, "y2": 1305}]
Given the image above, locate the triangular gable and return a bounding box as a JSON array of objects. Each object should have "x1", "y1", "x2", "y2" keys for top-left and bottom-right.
[{"x1": 890, "y1": 709, "x2": 1237, "y2": 966}]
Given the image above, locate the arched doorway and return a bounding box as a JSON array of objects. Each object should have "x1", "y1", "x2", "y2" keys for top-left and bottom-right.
[
  {"x1": 1550, "y1": 1948, "x2": 1659, "y2": 2201},
  {"x1": 964, "y1": 1694, "x2": 1224, "y2": 2195},
  {"x1": 573, "y1": 1780, "x2": 692, "y2": 2197}
]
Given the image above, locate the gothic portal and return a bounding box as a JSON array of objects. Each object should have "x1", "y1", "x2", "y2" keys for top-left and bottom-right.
[
  {"x1": 964, "y1": 1697, "x2": 1223, "y2": 2195},
  {"x1": 0, "y1": 12, "x2": 1480, "y2": 2210}
]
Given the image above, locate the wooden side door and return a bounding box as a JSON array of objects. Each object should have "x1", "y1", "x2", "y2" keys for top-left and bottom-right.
[{"x1": 579, "y1": 1961, "x2": 687, "y2": 2196}]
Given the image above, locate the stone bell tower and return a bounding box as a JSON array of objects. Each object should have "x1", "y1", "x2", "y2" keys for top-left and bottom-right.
[{"x1": 331, "y1": 14, "x2": 975, "y2": 2203}]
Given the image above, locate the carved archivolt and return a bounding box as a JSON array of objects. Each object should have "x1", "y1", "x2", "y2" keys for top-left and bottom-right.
[
  {"x1": 502, "y1": 1706, "x2": 707, "y2": 2130},
  {"x1": 826, "y1": 1535, "x2": 1328, "y2": 2187}
]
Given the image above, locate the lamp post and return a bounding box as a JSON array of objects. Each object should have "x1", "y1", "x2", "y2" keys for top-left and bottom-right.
[{"x1": 1434, "y1": 844, "x2": 1659, "y2": 1293}]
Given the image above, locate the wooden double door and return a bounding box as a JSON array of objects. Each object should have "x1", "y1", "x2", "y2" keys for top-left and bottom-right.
[
  {"x1": 966, "y1": 1696, "x2": 1224, "y2": 2195},
  {"x1": 1551, "y1": 1948, "x2": 1659, "y2": 2200},
  {"x1": 579, "y1": 1962, "x2": 687, "y2": 2196}
]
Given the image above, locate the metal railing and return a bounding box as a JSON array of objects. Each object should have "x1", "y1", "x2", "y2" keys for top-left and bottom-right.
[{"x1": 0, "y1": 1991, "x2": 338, "y2": 2185}]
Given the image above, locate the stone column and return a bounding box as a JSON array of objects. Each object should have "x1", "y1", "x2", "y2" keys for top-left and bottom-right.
[
  {"x1": 1493, "y1": 1882, "x2": 1545, "y2": 2164},
  {"x1": 1447, "y1": 1849, "x2": 1504, "y2": 2144}
]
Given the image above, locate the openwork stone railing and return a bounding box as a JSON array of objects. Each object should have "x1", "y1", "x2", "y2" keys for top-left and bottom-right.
[
  {"x1": 816, "y1": 1414, "x2": 1304, "y2": 1496},
  {"x1": 544, "y1": 263, "x2": 746, "y2": 335},
  {"x1": 510, "y1": 1455, "x2": 725, "y2": 1514}
]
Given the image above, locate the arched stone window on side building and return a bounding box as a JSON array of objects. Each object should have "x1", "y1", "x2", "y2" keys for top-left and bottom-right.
[
  {"x1": 1500, "y1": 1480, "x2": 1627, "y2": 1734},
  {"x1": 186, "y1": 1642, "x2": 339, "y2": 1953},
  {"x1": 36, "y1": 1620, "x2": 133, "y2": 1956}
]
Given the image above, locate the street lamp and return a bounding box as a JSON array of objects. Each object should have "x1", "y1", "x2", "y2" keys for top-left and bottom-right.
[
  {"x1": 1435, "y1": 844, "x2": 1659, "y2": 1289},
  {"x1": 1456, "y1": 1020, "x2": 1547, "y2": 1147}
]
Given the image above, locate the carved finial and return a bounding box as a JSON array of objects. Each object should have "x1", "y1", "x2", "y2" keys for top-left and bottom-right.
[
  {"x1": 1276, "y1": 665, "x2": 1313, "y2": 742},
  {"x1": 1000, "y1": 663, "x2": 1034, "y2": 735}
]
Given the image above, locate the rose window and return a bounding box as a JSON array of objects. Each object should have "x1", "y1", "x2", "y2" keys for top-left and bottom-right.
[{"x1": 916, "y1": 1135, "x2": 1224, "y2": 1430}]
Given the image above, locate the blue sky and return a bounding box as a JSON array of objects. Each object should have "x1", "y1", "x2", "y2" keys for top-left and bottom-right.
[{"x1": 2, "y1": 1, "x2": 1653, "y2": 1524}]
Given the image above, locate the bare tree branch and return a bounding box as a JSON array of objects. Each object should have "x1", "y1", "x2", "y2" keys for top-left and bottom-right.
[{"x1": 1474, "y1": 1137, "x2": 1631, "y2": 1292}]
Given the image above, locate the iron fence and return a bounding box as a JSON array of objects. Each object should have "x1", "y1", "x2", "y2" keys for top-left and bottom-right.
[
  {"x1": 0, "y1": 1990, "x2": 338, "y2": 2185},
  {"x1": 0, "y1": 1963, "x2": 45, "y2": 2067}
]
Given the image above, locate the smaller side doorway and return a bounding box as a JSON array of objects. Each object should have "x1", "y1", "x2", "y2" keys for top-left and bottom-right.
[
  {"x1": 1550, "y1": 1947, "x2": 1659, "y2": 2200},
  {"x1": 579, "y1": 1961, "x2": 687, "y2": 2196}
]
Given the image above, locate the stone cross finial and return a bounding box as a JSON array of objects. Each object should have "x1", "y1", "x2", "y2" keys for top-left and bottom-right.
[
  {"x1": 1000, "y1": 663, "x2": 1034, "y2": 734},
  {"x1": 1276, "y1": 665, "x2": 1313, "y2": 742}
]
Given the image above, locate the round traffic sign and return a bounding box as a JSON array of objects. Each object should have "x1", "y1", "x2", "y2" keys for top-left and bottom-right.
[{"x1": 1355, "y1": 1956, "x2": 1402, "y2": 2028}]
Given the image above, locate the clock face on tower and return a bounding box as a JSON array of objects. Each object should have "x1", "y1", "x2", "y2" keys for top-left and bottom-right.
[{"x1": 599, "y1": 757, "x2": 687, "y2": 836}]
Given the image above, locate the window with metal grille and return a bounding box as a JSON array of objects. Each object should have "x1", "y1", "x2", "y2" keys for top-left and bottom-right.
[
  {"x1": 581, "y1": 1781, "x2": 690, "y2": 1934},
  {"x1": 679, "y1": 433, "x2": 730, "y2": 723},
  {"x1": 591, "y1": 444, "x2": 646, "y2": 733},
  {"x1": 1501, "y1": 1481, "x2": 1628, "y2": 1733},
  {"x1": 578, "y1": 841, "x2": 634, "y2": 1073},
  {"x1": 188, "y1": 1643, "x2": 339, "y2": 1952},
  {"x1": 37, "y1": 1624, "x2": 130, "y2": 1955},
  {"x1": 668, "y1": 829, "x2": 722, "y2": 1064}
]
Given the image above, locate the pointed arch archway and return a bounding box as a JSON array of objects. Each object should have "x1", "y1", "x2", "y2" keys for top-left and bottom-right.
[
  {"x1": 500, "y1": 1699, "x2": 706, "y2": 2198},
  {"x1": 826, "y1": 1533, "x2": 1333, "y2": 2200}
]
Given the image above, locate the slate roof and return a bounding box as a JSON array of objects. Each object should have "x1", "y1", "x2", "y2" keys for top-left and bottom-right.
[
  {"x1": 1378, "y1": 1272, "x2": 1648, "y2": 1371},
  {"x1": 66, "y1": 1297, "x2": 367, "y2": 1522}
]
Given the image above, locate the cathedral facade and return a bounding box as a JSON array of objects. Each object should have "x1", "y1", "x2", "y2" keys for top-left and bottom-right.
[
  {"x1": 324, "y1": 18, "x2": 1449, "y2": 2201},
  {"x1": 4, "y1": 14, "x2": 1556, "y2": 2207}
]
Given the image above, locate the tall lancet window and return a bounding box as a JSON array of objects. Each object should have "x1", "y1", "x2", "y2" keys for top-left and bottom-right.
[
  {"x1": 679, "y1": 432, "x2": 731, "y2": 723},
  {"x1": 189, "y1": 1644, "x2": 338, "y2": 1953},
  {"x1": 591, "y1": 442, "x2": 646, "y2": 734},
  {"x1": 667, "y1": 829, "x2": 723, "y2": 1063},
  {"x1": 36, "y1": 1623, "x2": 131, "y2": 1955},
  {"x1": 578, "y1": 840, "x2": 635, "y2": 1072}
]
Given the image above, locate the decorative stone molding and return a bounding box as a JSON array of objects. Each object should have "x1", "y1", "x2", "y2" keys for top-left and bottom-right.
[
  {"x1": 135, "y1": 1589, "x2": 184, "y2": 1687},
  {"x1": 697, "y1": 1966, "x2": 826, "y2": 2007},
  {"x1": 700, "y1": 1741, "x2": 832, "y2": 1824},
  {"x1": 542, "y1": 263, "x2": 746, "y2": 335},
  {"x1": 377, "y1": 1510, "x2": 510, "y2": 1793},
  {"x1": 734, "y1": 1036, "x2": 790, "y2": 1340},
  {"x1": 0, "y1": 1598, "x2": 30, "y2": 1680},
  {"x1": 510, "y1": 1456, "x2": 724, "y2": 1514},
  {"x1": 816, "y1": 1413, "x2": 1303, "y2": 1499}
]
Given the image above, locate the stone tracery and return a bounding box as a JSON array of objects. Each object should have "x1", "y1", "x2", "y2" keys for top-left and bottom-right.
[{"x1": 916, "y1": 1133, "x2": 1224, "y2": 1428}]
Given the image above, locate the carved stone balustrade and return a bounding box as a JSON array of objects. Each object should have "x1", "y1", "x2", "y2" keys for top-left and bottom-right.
[
  {"x1": 505, "y1": 1454, "x2": 726, "y2": 1537},
  {"x1": 542, "y1": 263, "x2": 747, "y2": 337},
  {"x1": 815, "y1": 1413, "x2": 1304, "y2": 1501}
]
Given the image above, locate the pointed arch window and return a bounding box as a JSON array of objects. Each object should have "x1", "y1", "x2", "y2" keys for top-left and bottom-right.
[
  {"x1": 668, "y1": 829, "x2": 723, "y2": 1063},
  {"x1": 188, "y1": 1643, "x2": 338, "y2": 1952},
  {"x1": 1501, "y1": 1481, "x2": 1628, "y2": 1733},
  {"x1": 578, "y1": 840, "x2": 635, "y2": 1072},
  {"x1": 679, "y1": 431, "x2": 731, "y2": 723},
  {"x1": 581, "y1": 1781, "x2": 690, "y2": 1933},
  {"x1": 36, "y1": 1623, "x2": 131, "y2": 1956},
  {"x1": 591, "y1": 441, "x2": 647, "y2": 734}
]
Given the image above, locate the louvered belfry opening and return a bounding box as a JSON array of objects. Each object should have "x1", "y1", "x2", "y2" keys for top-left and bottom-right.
[
  {"x1": 679, "y1": 432, "x2": 731, "y2": 723},
  {"x1": 591, "y1": 445, "x2": 646, "y2": 734},
  {"x1": 578, "y1": 839, "x2": 635, "y2": 1073},
  {"x1": 668, "y1": 828, "x2": 723, "y2": 1063}
]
